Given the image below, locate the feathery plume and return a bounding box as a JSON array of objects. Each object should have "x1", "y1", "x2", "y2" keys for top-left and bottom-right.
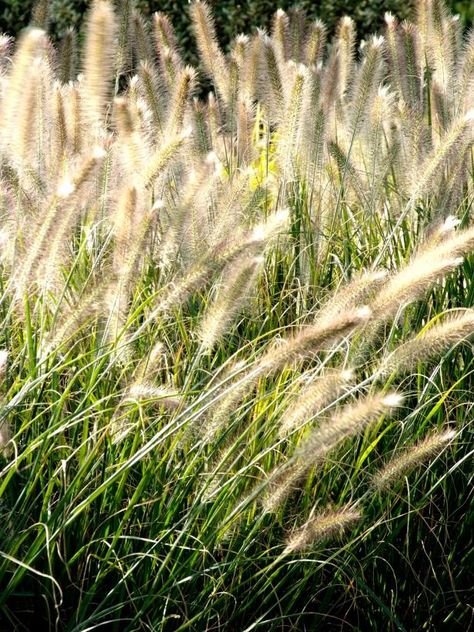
[
  {"x1": 322, "y1": 42, "x2": 341, "y2": 112},
  {"x1": 14, "y1": 59, "x2": 41, "y2": 166},
  {"x1": 372, "y1": 429, "x2": 456, "y2": 491},
  {"x1": 276, "y1": 63, "x2": 307, "y2": 178},
  {"x1": 335, "y1": 16, "x2": 356, "y2": 99},
  {"x1": 304, "y1": 19, "x2": 326, "y2": 66},
  {"x1": 436, "y1": 148, "x2": 472, "y2": 215},
  {"x1": 53, "y1": 83, "x2": 68, "y2": 162},
  {"x1": 142, "y1": 128, "x2": 189, "y2": 188},
  {"x1": 416, "y1": 0, "x2": 431, "y2": 51},
  {"x1": 227, "y1": 55, "x2": 240, "y2": 120},
  {"x1": 430, "y1": 218, "x2": 474, "y2": 260},
  {"x1": 260, "y1": 34, "x2": 284, "y2": 119},
  {"x1": 190, "y1": 97, "x2": 212, "y2": 156},
  {"x1": 111, "y1": 185, "x2": 138, "y2": 275},
  {"x1": 108, "y1": 200, "x2": 160, "y2": 339},
  {"x1": 116, "y1": 0, "x2": 133, "y2": 73},
  {"x1": 272, "y1": 9, "x2": 290, "y2": 64},
  {"x1": 410, "y1": 110, "x2": 473, "y2": 201},
  {"x1": 429, "y1": 0, "x2": 455, "y2": 91},
  {"x1": 279, "y1": 369, "x2": 354, "y2": 437},
  {"x1": 114, "y1": 95, "x2": 145, "y2": 175},
  {"x1": 349, "y1": 35, "x2": 385, "y2": 137},
  {"x1": 0, "y1": 419, "x2": 12, "y2": 457},
  {"x1": 152, "y1": 10, "x2": 183, "y2": 89},
  {"x1": 300, "y1": 65, "x2": 325, "y2": 178},
  {"x1": 137, "y1": 60, "x2": 165, "y2": 133},
  {"x1": 31, "y1": 0, "x2": 50, "y2": 30},
  {"x1": 67, "y1": 81, "x2": 82, "y2": 155},
  {"x1": 157, "y1": 46, "x2": 181, "y2": 92},
  {"x1": 2, "y1": 28, "x2": 47, "y2": 161},
  {"x1": 384, "y1": 13, "x2": 410, "y2": 105},
  {"x1": 154, "y1": 209, "x2": 289, "y2": 320},
  {"x1": 190, "y1": 1, "x2": 229, "y2": 103},
  {"x1": 288, "y1": 8, "x2": 307, "y2": 62},
  {"x1": 42, "y1": 149, "x2": 108, "y2": 284},
  {"x1": 258, "y1": 307, "x2": 371, "y2": 375},
  {"x1": 295, "y1": 393, "x2": 403, "y2": 461},
  {"x1": 132, "y1": 10, "x2": 155, "y2": 65},
  {"x1": 369, "y1": 255, "x2": 461, "y2": 325},
  {"x1": 0, "y1": 35, "x2": 13, "y2": 73},
  {"x1": 239, "y1": 33, "x2": 261, "y2": 102},
  {"x1": 236, "y1": 97, "x2": 256, "y2": 166},
  {"x1": 263, "y1": 392, "x2": 402, "y2": 512},
  {"x1": 126, "y1": 384, "x2": 182, "y2": 410},
  {"x1": 447, "y1": 14, "x2": 463, "y2": 62},
  {"x1": 365, "y1": 86, "x2": 395, "y2": 202},
  {"x1": 13, "y1": 147, "x2": 106, "y2": 296},
  {"x1": 199, "y1": 255, "x2": 263, "y2": 352},
  {"x1": 433, "y1": 77, "x2": 452, "y2": 132},
  {"x1": 0, "y1": 350, "x2": 8, "y2": 382},
  {"x1": 232, "y1": 34, "x2": 249, "y2": 70},
  {"x1": 400, "y1": 21, "x2": 422, "y2": 109},
  {"x1": 379, "y1": 310, "x2": 474, "y2": 375},
  {"x1": 456, "y1": 30, "x2": 474, "y2": 113},
  {"x1": 58, "y1": 28, "x2": 77, "y2": 84},
  {"x1": 284, "y1": 505, "x2": 362, "y2": 553},
  {"x1": 165, "y1": 65, "x2": 197, "y2": 136},
  {"x1": 328, "y1": 140, "x2": 368, "y2": 206},
  {"x1": 40, "y1": 283, "x2": 107, "y2": 356},
  {"x1": 133, "y1": 341, "x2": 166, "y2": 383},
  {"x1": 82, "y1": 0, "x2": 118, "y2": 131},
  {"x1": 206, "y1": 91, "x2": 220, "y2": 149},
  {"x1": 149, "y1": 262, "x2": 216, "y2": 319},
  {"x1": 368, "y1": 220, "x2": 474, "y2": 325},
  {"x1": 153, "y1": 11, "x2": 180, "y2": 57}
]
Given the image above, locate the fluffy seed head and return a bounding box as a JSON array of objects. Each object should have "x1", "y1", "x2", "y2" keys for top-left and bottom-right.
[
  {"x1": 82, "y1": 0, "x2": 118, "y2": 129},
  {"x1": 0, "y1": 350, "x2": 8, "y2": 380},
  {"x1": 284, "y1": 505, "x2": 362, "y2": 553},
  {"x1": 379, "y1": 310, "x2": 474, "y2": 375},
  {"x1": 295, "y1": 391, "x2": 403, "y2": 462},
  {"x1": 279, "y1": 368, "x2": 355, "y2": 438},
  {"x1": 372, "y1": 429, "x2": 456, "y2": 491},
  {"x1": 264, "y1": 391, "x2": 402, "y2": 511},
  {"x1": 0, "y1": 421, "x2": 12, "y2": 453}
]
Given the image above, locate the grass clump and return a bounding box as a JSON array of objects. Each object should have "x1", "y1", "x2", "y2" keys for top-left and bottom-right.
[{"x1": 0, "y1": 0, "x2": 472, "y2": 629}]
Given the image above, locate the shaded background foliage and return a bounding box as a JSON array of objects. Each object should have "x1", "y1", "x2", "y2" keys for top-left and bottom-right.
[{"x1": 1, "y1": 0, "x2": 473, "y2": 54}]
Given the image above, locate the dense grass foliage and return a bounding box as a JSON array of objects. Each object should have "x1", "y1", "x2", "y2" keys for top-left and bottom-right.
[{"x1": 0, "y1": 0, "x2": 473, "y2": 629}]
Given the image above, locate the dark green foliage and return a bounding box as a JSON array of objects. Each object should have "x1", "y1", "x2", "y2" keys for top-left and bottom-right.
[
  {"x1": 1, "y1": 0, "x2": 472, "y2": 49},
  {"x1": 1, "y1": 0, "x2": 84, "y2": 38}
]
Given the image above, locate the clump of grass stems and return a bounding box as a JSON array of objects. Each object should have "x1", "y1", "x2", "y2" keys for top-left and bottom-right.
[{"x1": 0, "y1": 0, "x2": 472, "y2": 630}]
